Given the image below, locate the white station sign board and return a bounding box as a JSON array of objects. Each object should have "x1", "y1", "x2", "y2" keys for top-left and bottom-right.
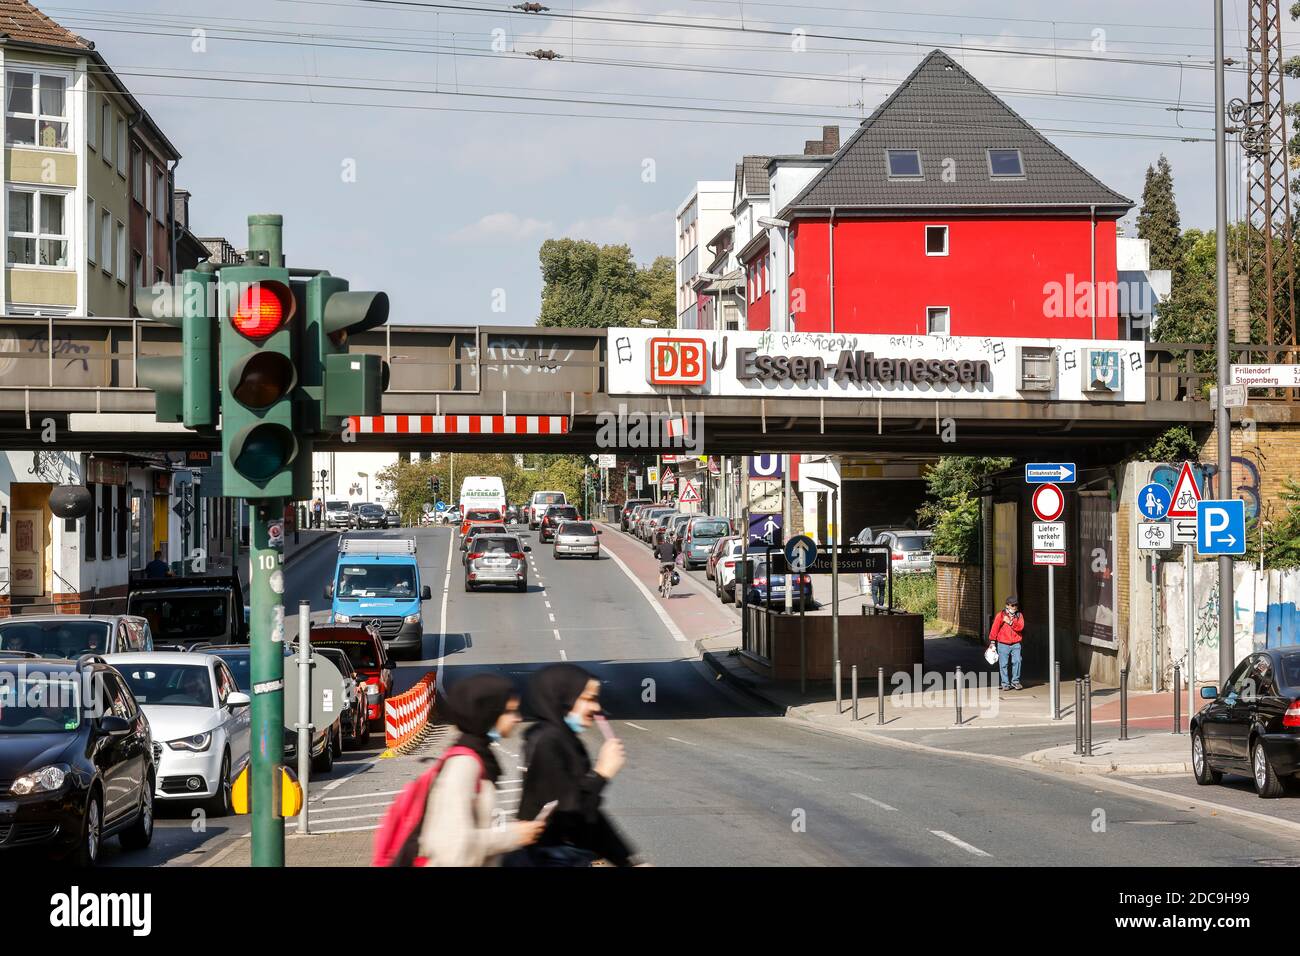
[
  {"x1": 607, "y1": 329, "x2": 1146, "y2": 402},
  {"x1": 1231, "y1": 364, "x2": 1300, "y2": 389}
]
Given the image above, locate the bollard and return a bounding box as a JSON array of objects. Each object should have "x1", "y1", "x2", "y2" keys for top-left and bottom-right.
[
  {"x1": 954, "y1": 666, "x2": 963, "y2": 726},
  {"x1": 851, "y1": 665, "x2": 859, "y2": 722},
  {"x1": 877, "y1": 666, "x2": 885, "y2": 725},
  {"x1": 1083, "y1": 676, "x2": 1093, "y2": 757},
  {"x1": 1176, "y1": 664, "x2": 1183, "y2": 733},
  {"x1": 835, "y1": 659, "x2": 842, "y2": 716},
  {"x1": 1054, "y1": 660, "x2": 1061, "y2": 721},
  {"x1": 1074, "y1": 679, "x2": 1083, "y2": 755},
  {"x1": 1120, "y1": 668, "x2": 1129, "y2": 741}
]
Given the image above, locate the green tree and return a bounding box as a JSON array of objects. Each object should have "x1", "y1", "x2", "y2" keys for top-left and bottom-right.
[
  {"x1": 538, "y1": 238, "x2": 674, "y2": 328},
  {"x1": 1263, "y1": 479, "x2": 1300, "y2": 569},
  {"x1": 1136, "y1": 154, "x2": 1181, "y2": 273},
  {"x1": 916, "y1": 456, "x2": 1013, "y2": 563}
]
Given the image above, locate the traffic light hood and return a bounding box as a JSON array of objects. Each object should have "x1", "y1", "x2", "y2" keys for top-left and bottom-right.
[{"x1": 323, "y1": 290, "x2": 389, "y2": 342}]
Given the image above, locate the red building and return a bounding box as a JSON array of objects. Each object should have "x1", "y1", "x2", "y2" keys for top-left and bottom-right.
[{"x1": 741, "y1": 50, "x2": 1133, "y2": 339}]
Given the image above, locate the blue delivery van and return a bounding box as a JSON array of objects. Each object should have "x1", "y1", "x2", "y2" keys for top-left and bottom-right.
[{"x1": 326, "y1": 538, "x2": 431, "y2": 659}]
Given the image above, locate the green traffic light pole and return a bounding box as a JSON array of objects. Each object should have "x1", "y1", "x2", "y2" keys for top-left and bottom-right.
[{"x1": 249, "y1": 497, "x2": 286, "y2": 867}]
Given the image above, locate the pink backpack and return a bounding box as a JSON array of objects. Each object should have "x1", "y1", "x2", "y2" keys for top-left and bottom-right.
[{"x1": 370, "y1": 745, "x2": 483, "y2": 867}]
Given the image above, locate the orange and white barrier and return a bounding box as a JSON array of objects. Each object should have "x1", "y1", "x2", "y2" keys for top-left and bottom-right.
[{"x1": 384, "y1": 673, "x2": 436, "y2": 751}]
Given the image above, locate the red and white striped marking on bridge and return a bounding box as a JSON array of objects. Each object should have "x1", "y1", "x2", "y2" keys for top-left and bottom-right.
[{"x1": 348, "y1": 415, "x2": 569, "y2": 435}]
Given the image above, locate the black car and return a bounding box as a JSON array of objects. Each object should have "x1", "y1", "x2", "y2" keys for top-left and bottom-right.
[
  {"x1": 0, "y1": 655, "x2": 156, "y2": 864},
  {"x1": 539, "y1": 505, "x2": 579, "y2": 543},
  {"x1": 204, "y1": 645, "x2": 338, "y2": 773},
  {"x1": 1192, "y1": 647, "x2": 1300, "y2": 798},
  {"x1": 350, "y1": 503, "x2": 386, "y2": 530}
]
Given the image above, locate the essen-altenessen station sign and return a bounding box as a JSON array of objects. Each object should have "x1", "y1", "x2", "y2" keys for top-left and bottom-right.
[{"x1": 606, "y1": 328, "x2": 1146, "y2": 402}]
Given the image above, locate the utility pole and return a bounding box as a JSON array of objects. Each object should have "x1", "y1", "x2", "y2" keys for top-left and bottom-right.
[{"x1": 1215, "y1": 0, "x2": 1235, "y2": 684}]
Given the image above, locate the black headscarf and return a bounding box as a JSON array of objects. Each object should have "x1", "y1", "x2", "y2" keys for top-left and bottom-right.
[
  {"x1": 445, "y1": 673, "x2": 516, "y2": 784},
  {"x1": 527, "y1": 662, "x2": 592, "y2": 730}
]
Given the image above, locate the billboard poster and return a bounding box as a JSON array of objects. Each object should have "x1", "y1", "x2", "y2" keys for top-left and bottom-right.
[{"x1": 1078, "y1": 492, "x2": 1117, "y2": 648}]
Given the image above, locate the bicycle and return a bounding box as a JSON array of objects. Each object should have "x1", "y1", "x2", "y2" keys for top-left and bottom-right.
[{"x1": 659, "y1": 564, "x2": 675, "y2": 599}]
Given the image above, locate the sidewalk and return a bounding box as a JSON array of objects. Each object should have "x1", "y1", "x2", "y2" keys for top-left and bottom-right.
[{"x1": 200, "y1": 829, "x2": 373, "y2": 867}]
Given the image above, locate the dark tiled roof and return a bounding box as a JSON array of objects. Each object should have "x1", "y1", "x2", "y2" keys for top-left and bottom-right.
[
  {"x1": 741, "y1": 155, "x2": 770, "y2": 196},
  {"x1": 0, "y1": 0, "x2": 89, "y2": 50},
  {"x1": 785, "y1": 50, "x2": 1132, "y2": 214}
]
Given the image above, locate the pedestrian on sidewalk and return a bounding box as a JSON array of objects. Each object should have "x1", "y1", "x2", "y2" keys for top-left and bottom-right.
[
  {"x1": 416, "y1": 674, "x2": 544, "y2": 866},
  {"x1": 512, "y1": 663, "x2": 639, "y2": 867},
  {"x1": 312, "y1": 497, "x2": 323, "y2": 528},
  {"x1": 988, "y1": 595, "x2": 1025, "y2": 691}
]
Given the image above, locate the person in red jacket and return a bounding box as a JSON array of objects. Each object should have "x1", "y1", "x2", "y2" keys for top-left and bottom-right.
[{"x1": 988, "y1": 596, "x2": 1025, "y2": 691}]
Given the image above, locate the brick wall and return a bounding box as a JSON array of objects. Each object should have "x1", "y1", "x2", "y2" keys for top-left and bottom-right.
[
  {"x1": 1197, "y1": 419, "x2": 1300, "y2": 525},
  {"x1": 935, "y1": 556, "x2": 982, "y2": 637}
]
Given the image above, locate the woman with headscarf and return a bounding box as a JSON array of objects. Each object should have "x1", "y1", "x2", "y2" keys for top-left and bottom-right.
[
  {"x1": 417, "y1": 673, "x2": 544, "y2": 867},
  {"x1": 515, "y1": 663, "x2": 638, "y2": 866}
]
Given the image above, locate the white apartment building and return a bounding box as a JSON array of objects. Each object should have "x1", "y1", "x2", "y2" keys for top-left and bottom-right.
[{"x1": 675, "y1": 181, "x2": 732, "y2": 329}]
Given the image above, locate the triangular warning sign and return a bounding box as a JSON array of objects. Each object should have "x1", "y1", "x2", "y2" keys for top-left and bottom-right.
[
  {"x1": 659, "y1": 467, "x2": 676, "y2": 488},
  {"x1": 1167, "y1": 461, "x2": 1202, "y2": 518},
  {"x1": 679, "y1": 479, "x2": 701, "y2": 503}
]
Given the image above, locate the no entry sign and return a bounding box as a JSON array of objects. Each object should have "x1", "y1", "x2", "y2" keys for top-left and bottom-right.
[{"x1": 1031, "y1": 483, "x2": 1065, "y2": 522}]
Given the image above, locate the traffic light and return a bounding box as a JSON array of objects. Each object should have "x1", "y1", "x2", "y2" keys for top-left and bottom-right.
[
  {"x1": 430, "y1": 476, "x2": 441, "y2": 499},
  {"x1": 135, "y1": 269, "x2": 218, "y2": 428},
  {"x1": 301, "y1": 273, "x2": 388, "y2": 433},
  {"x1": 219, "y1": 267, "x2": 300, "y2": 499}
]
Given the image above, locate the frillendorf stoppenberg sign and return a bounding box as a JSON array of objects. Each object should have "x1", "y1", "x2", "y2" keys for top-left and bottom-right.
[{"x1": 606, "y1": 329, "x2": 1147, "y2": 402}]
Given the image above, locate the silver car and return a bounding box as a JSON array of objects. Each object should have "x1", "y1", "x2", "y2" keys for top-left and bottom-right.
[
  {"x1": 465, "y1": 534, "x2": 530, "y2": 592},
  {"x1": 874, "y1": 530, "x2": 935, "y2": 574},
  {"x1": 0, "y1": 614, "x2": 154, "y2": 658},
  {"x1": 553, "y1": 520, "x2": 601, "y2": 559}
]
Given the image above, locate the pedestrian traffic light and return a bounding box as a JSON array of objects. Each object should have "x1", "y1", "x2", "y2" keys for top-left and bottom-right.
[
  {"x1": 135, "y1": 269, "x2": 218, "y2": 428},
  {"x1": 300, "y1": 273, "x2": 388, "y2": 433},
  {"x1": 219, "y1": 267, "x2": 300, "y2": 499}
]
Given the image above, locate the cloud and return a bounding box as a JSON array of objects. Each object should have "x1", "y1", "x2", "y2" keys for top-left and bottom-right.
[
  {"x1": 561, "y1": 206, "x2": 675, "y2": 257},
  {"x1": 447, "y1": 211, "x2": 555, "y2": 243}
]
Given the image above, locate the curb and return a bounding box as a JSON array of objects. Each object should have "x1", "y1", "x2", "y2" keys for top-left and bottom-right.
[{"x1": 1025, "y1": 749, "x2": 1192, "y2": 775}]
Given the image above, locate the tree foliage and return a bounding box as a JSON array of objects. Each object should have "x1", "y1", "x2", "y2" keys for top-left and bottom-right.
[
  {"x1": 537, "y1": 238, "x2": 675, "y2": 329},
  {"x1": 1263, "y1": 479, "x2": 1300, "y2": 569},
  {"x1": 375, "y1": 453, "x2": 591, "y2": 524},
  {"x1": 916, "y1": 456, "x2": 1013, "y2": 563},
  {"x1": 1137, "y1": 155, "x2": 1181, "y2": 273}
]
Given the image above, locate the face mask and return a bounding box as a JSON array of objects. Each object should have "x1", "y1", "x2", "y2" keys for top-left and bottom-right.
[
  {"x1": 487, "y1": 728, "x2": 502, "y2": 742},
  {"x1": 564, "y1": 713, "x2": 586, "y2": 734}
]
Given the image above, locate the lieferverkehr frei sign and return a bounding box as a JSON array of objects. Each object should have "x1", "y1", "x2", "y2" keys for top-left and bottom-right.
[{"x1": 607, "y1": 329, "x2": 1146, "y2": 402}]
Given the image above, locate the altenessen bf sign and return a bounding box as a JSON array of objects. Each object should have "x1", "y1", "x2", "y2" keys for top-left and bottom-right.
[{"x1": 648, "y1": 337, "x2": 707, "y2": 386}]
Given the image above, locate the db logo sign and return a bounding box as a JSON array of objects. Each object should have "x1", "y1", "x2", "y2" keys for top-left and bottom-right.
[{"x1": 648, "y1": 337, "x2": 707, "y2": 387}]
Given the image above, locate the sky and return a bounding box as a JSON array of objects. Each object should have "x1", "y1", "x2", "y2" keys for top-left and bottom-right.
[{"x1": 45, "y1": 0, "x2": 1277, "y2": 325}]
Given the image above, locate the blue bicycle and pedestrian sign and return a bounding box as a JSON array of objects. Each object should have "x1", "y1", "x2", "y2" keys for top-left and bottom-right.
[
  {"x1": 1138, "y1": 483, "x2": 1172, "y2": 521},
  {"x1": 1025, "y1": 463, "x2": 1076, "y2": 484},
  {"x1": 1196, "y1": 500, "x2": 1246, "y2": 556}
]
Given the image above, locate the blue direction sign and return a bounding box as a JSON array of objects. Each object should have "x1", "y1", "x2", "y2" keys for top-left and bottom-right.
[
  {"x1": 1025, "y1": 462, "x2": 1076, "y2": 484},
  {"x1": 1138, "y1": 483, "x2": 1172, "y2": 521},
  {"x1": 784, "y1": 535, "x2": 818, "y2": 572},
  {"x1": 1196, "y1": 499, "x2": 1246, "y2": 556},
  {"x1": 435, "y1": 500, "x2": 448, "y2": 512}
]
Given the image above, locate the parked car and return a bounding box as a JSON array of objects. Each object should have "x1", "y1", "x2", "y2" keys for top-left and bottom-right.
[
  {"x1": 1192, "y1": 648, "x2": 1300, "y2": 798},
  {"x1": 0, "y1": 655, "x2": 156, "y2": 865},
  {"x1": 313, "y1": 647, "x2": 371, "y2": 749},
  {"x1": 854, "y1": 525, "x2": 912, "y2": 546},
  {"x1": 553, "y1": 520, "x2": 601, "y2": 558},
  {"x1": 309, "y1": 623, "x2": 392, "y2": 728},
  {"x1": 539, "y1": 505, "x2": 580, "y2": 543},
  {"x1": 324, "y1": 499, "x2": 352, "y2": 529},
  {"x1": 384, "y1": 508, "x2": 401, "y2": 529},
  {"x1": 621, "y1": 498, "x2": 653, "y2": 532},
  {"x1": 127, "y1": 574, "x2": 247, "y2": 648},
  {"x1": 0, "y1": 614, "x2": 153, "y2": 659},
  {"x1": 465, "y1": 534, "x2": 530, "y2": 592},
  {"x1": 105, "y1": 652, "x2": 251, "y2": 816},
  {"x1": 706, "y1": 534, "x2": 738, "y2": 581},
  {"x1": 640, "y1": 508, "x2": 673, "y2": 542},
  {"x1": 461, "y1": 524, "x2": 508, "y2": 565},
  {"x1": 350, "y1": 502, "x2": 387, "y2": 530},
  {"x1": 714, "y1": 539, "x2": 753, "y2": 602},
  {"x1": 650, "y1": 511, "x2": 680, "y2": 548},
  {"x1": 668, "y1": 514, "x2": 694, "y2": 554},
  {"x1": 743, "y1": 555, "x2": 814, "y2": 611},
  {"x1": 873, "y1": 530, "x2": 935, "y2": 575},
  {"x1": 681, "y1": 516, "x2": 730, "y2": 568},
  {"x1": 203, "y1": 644, "x2": 338, "y2": 773}
]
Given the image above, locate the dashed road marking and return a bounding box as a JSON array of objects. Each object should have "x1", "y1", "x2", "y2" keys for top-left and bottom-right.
[
  {"x1": 624, "y1": 722, "x2": 649, "y2": 731},
  {"x1": 930, "y1": 830, "x2": 991, "y2": 858},
  {"x1": 553, "y1": 629, "x2": 562, "y2": 640},
  {"x1": 559, "y1": 649, "x2": 568, "y2": 660},
  {"x1": 850, "y1": 792, "x2": 898, "y2": 812},
  {"x1": 318, "y1": 789, "x2": 402, "y2": 802},
  {"x1": 602, "y1": 542, "x2": 687, "y2": 643},
  {"x1": 785, "y1": 769, "x2": 824, "y2": 782},
  {"x1": 667, "y1": 736, "x2": 696, "y2": 746}
]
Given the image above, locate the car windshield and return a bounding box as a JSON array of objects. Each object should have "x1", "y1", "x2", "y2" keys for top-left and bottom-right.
[
  {"x1": 337, "y1": 564, "x2": 416, "y2": 599},
  {"x1": 473, "y1": 536, "x2": 520, "y2": 554},
  {"x1": 132, "y1": 596, "x2": 228, "y2": 641},
  {"x1": 0, "y1": 674, "x2": 81, "y2": 732},
  {"x1": 115, "y1": 663, "x2": 213, "y2": 708},
  {"x1": 0, "y1": 620, "x2": 111, "y2": 658},
  {"x1": 359, "y1": 505, "x2": 383, "y2": 515},
  {"x1": 559, "y1": 523, "x2": 595, "y2": 536},
  {"x1": 693, "y1": 521, "x2": 729, "y2": 538},
  {"x1": 326, "y1": 502, "x2": 348, "y2": 512},
  {"x1": 896, "y1": 535, "x2": 931, "y2": 552},
  {"x1": 314, "y1": 639, "x2": 380, "y2": 669}
]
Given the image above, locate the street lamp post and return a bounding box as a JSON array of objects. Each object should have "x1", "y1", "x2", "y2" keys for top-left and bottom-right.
[{"x1": 1213, "y1": 0, "x2": 1234, "y2": 685}]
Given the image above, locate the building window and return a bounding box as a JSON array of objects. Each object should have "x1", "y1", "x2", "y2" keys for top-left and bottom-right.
[
  {"x1": 101, "y1": 102, "x2": 111, "y2": 161},
  {"x1": 132, "y1": 253, "x2": 143, "y2": 291},
  {"x1": 100, "y1": 210, "x2": 112, "y2": 275},
  {"x1": 925, "y1": 225, "x2": 949, "y2": 256},
  {"x1": 87, "y1": 86, "x2": 97, "y2": 150},
  {"x1": 84, "y1": 482, "x2": 97, "y2": 562},
  {"x1": 886, "y1": 149, "x2": 922, "y2": 178},
  {"x1": 87, "y1": 197, "x2": 96, "y2": 264},
  {"x1": 155, "y1": 168, "x2": 166, "y2": 220},
  {"x1": 7, "y1": 189, "x2": 69, "y2": 267},
  {"x1": 5, "y1": 71, "x2": 69, "y2": 149},
  {"x1": 115, "y1": 116, "x2": 126, "y2": 175},
  {"x1": 987, "y1": 148, "x2": 1024, "y2": 177},
  {"x1": 132, "y1": 145, "x2": 144, "y2": 203},
  {"x1": 155, "y1": 266, "x2": 164, "y2": 286},
  {"x1": 116, "y1": 485, "x2": 127, "y2": 557},
  {"x1": 114, "y1": 220, "x2": 126, "y2": 282},
  {"x1": 926, "y1": 306, "x2": 951, "y2": 335},
  {"x1": 100, "y1": 483, "x2": 112, "y2": 560}
]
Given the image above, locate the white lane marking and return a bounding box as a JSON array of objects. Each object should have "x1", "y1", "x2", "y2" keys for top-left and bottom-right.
[
  {"x1": 318, "y1": 789, "x2": 402, "y2": 802},
  {"x1": 553, "y1": 629, "x2": 562, "y2": 641},
  {"x1": 320, "y1": 760, "x2": 376, "y2": 793},
  {"x1": 930, "y1": 830, "x2": 992, "y2": 858},
  {"x1": 559, "y1": 649, "x2": 568, "y2": 661},
  {"x1": 851, "y1": 793, "x2": 898, "y2": 812},
  {"x1": 667, "y1": 736, "x2": 696, "y2": 745},
  {"x1": 785, "y1": 768, "x2": 824, "y2": 782},
  {"x1": 496, "y1": 786, "x2": 523, "y2": 794},
  {"x1": 310, "y1": 811, "x2": 385, "y2": 825},
  {"x1": 544, "y1": 601, "x2": 551, "y2": 608},
  {"x1": 312, "y1": 824, "x2": 380, "y2": 834},
  {"x1": 436, "y1": 528, "x2": 454, "y2": 690},
  {"x1": 623, "y1": 722, "x2": 650, "y2": 731},
  {"x1": 603, "y1": 542, "x2": 687, "y2": 643},
  {"x1": 306, "y1": 800, "x2": 392, "y2": 812},
  {"x1": 548, "y1": 613, "x2": 555, "y2": 622}
]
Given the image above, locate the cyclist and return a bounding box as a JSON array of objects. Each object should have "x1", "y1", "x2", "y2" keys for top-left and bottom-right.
[{"x1": 656, "y1": 535, "x2": 677, "y2": 597}]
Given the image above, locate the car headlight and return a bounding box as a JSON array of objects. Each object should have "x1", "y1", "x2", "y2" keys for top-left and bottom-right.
[
  {"x1": 167, "y1": 732, "x2": 212, "y2": 753},
  {"x1": 11, "y1": 763, "x2": 69, "y2": 795},
  {"x1": 404, "y1": 613, "x2": 422, "y2": 624},
  {"x1": 335, "y1": 614, "x2": 351, "y2": 624}
]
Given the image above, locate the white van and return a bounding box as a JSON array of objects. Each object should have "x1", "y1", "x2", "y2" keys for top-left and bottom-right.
[
  {"x1": 527, "y1": 490, "x2": 568, "y2": 530},
  {"x1": 459, "y1": 476, "x2": 506, "y2": 520}
]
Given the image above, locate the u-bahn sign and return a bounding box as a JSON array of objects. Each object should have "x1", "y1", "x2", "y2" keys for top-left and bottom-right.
[{"x1": 606, "y1": 329, "x2": 1146, "y2": 402}]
